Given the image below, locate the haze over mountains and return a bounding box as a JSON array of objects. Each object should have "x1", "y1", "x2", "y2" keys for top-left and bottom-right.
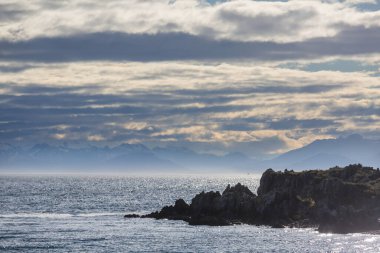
[
  {"x1": 0, "y1": 134, "x2": 379, "y2": 173},
  {"x1": 267, "y1": 134, "x2": 380, "y2": 170}
]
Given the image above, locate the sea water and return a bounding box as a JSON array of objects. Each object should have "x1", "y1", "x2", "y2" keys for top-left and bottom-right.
[{"x1": 1, "y1": 174, "x2": 379, "y2": 252}]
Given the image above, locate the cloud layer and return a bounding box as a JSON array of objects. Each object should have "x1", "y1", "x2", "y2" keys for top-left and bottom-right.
[
  {"x1": 1, "y1": 61, "x2": 379, "y2": 157},
  {"x1": 1, "y1": 26, "x2": 380, "y2": 62},
  {"x1": 1, "y1": 0, "x2": 380, "y2": 42},
  {"x1": 1, "y1": 0, "x2": 380, "y2": 157}
]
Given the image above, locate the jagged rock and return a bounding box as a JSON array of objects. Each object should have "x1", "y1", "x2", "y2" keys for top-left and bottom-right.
[
  {"x1": 256, "y1": 164, "x2": 380, "y2": 233},
  {"x1": 142, "y1": 198, "x2": 191, "y2": 221},
  {"x1": 188, "y1": 183, "x2": 257, "y2": 225},
  {"x1": 125, "y1": 164, "x2": 380, "y2": 233}
]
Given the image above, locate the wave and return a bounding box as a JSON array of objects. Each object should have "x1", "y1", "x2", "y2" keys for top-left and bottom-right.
[
  {"x1": 0, "y1": 212, "x2": 123, "y2": 219},
  {"x1": 0, "y1": 213, "x2": 72, "y2": 219},
  {"x1": 76, "y1": 212, "x2": 124, "y2": 217}
]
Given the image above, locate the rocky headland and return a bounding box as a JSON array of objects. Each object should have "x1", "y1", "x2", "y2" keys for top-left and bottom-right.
[{"x1": 125, "y1": 164, "x2": 380, "y2": 234}]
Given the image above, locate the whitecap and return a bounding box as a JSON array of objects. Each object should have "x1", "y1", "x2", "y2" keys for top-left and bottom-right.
[{"x1": 0, "y1": 213, "x2": 72, "y2": 219}]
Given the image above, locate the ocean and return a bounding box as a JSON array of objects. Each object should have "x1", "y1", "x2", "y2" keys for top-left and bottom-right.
[{"x1": 1, "y1": 174, "x2": 379, "y2": 252}]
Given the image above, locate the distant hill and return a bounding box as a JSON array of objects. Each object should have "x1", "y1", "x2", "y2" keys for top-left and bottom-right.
[
  {"x1": 1, "y1": 134, "x2": 379, "y2": 173},
  {"x1": 266, "y1": 134, "x2": 380, "y2": 170},
  {"x1": 0, "y1": 143, "x2": 258, "y2": 173}
]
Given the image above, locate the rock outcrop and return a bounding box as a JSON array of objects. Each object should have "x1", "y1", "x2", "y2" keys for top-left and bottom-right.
[{"x1": 125, "y1": 164, "x2": 380, "y2": 234}]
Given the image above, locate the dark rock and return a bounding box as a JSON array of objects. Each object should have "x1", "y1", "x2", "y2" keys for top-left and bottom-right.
[
  {"x1": 124, "y1": 214, "x2": 140, "y2": 218},
  {"x1": 255, "y1": 164, "x2": 380, "y2": 233},
  {"x1": 190, "y1": 191, "x2": 223, "y2": 218},
  {"x1": 174, "y1": 199, "x2": 190, "y2": 214},
  {"x1": 187, "y1": 183, "x2": 257, "y2": 225},
  {"x1": 127, "y1": 164, "x2": 380, "y2": 234},
  {"x1": 141, "y1": 198, "x2": 191, "y2": 221},
  {"x1": 271, "y1": 223, "x2": 286, "y2": 229}
]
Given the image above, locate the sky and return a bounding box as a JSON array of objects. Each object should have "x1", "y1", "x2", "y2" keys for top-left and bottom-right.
[{"x1": 0, "y1": 0, "x2": 380, "y2": 158}]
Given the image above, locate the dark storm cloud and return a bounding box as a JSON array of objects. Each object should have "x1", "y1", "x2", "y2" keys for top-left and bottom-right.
[
  {"x1": 220, "y1": 123, "x2": 261, "y2": 132},
  {"x1": 0, "y1": 84, "x2": 256, "y2": 143},
  {"x1": 3, "y1": 84, "x2": 189, "y2": 106},
  {"x1": 219, "y1": 118, "x2": 338, "y2": 132},
  {"x1": 0, "y1": 3, "x2": 28, "y2": 22},
  {"x1": 2, "y1": 83, "x2": 341, "y2": 111},
  {"x1": 1, "y1": 25, "x2": 379, "y2": 62},
  {"x1": 0, "y1": 65, "x2": 35, "y2": 73},
  {"x1": 0, "y1": 101, "x2": 251, "y2": 119},
  {"x1": 0, "y1": 82, "x2": 376, "y2": 146},
  {"x1": 169, "y1": 104, "x2": 252, "y2": 114},
  {"x1": 268, "y1": 119, "x2": 337, "y2": 130},
  {"x1": 329, "y1": 105, "x2": 380, "y2": 117},
  {"x1": 301, "y1": 25, "x2": 380, "y2": 56},
  {"x1": 0, "y1": 105, "x2": 150, "y2": 116},
  {"x1": 0, "y1": 32, "x2": 294, "y2": 62},
  {"x1": 10, "y1": 84, "x2": 98, "y2": 94},
  {"x1": 173, "y1": 84, "x2": 341, "y2": 96}
]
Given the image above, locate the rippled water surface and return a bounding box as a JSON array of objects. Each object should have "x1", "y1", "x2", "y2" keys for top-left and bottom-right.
[{"x1": 1, "y1": 174, "x2": 380, "y2": 252}]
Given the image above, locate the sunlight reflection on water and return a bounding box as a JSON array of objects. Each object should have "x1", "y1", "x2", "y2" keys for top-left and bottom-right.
[{"x1": 0, "y1": 174, "x2": 379, "y2": 252}]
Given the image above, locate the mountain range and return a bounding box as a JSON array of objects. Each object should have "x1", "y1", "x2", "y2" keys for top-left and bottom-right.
[
  {"x1": 0, "y1": 134, "x2": 379, "y2": 173},
  {"x1": 266, "y1": 134, "x2": 380, "y2": 170}
]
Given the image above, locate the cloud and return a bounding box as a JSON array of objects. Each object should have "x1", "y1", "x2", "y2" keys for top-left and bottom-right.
[
  {"x1": 343, "y1": 0, "x2": 377, "y2": 5},
  {"x1": 173, "y1": 84, "x2": 342, "y2": 96},
  {"x1": 0, "y1": 59, "x2": 379, "y2": 156},
  {"x1": 87, "y1": 135, "x2": 105, "y2": 142},
  {"x1": 52, "y1": 133, "x2": 66, "y2": 140},
  {"x1": 1, "y1": 32, "x2": 290, "y2": 62},
  {"x1": 1, "y1": 0, "x2": 380, "y2": 43},
  {"x1": 268, "y1": 118, "x2": 337, "y2": 130},
  {"x1": 1, "y1": 0, "x2": 380, "y2": 156},
  {"x1": 0, "y1": 0, "x2": 380, "y2": 156},
  {"x1": 0, "y1": 25, "x2": 379, "y2": 63},
  {"x1": 0, "y1": 3, "x2": 29, "y2": 22},
  {"x1": 329, "y1": 104, "x2": 380, "y2": 117}
]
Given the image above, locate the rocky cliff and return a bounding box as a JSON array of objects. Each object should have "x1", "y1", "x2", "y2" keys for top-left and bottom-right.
[{"x1": 125, "y1": 164, "x2": 380, "y2": 234}]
